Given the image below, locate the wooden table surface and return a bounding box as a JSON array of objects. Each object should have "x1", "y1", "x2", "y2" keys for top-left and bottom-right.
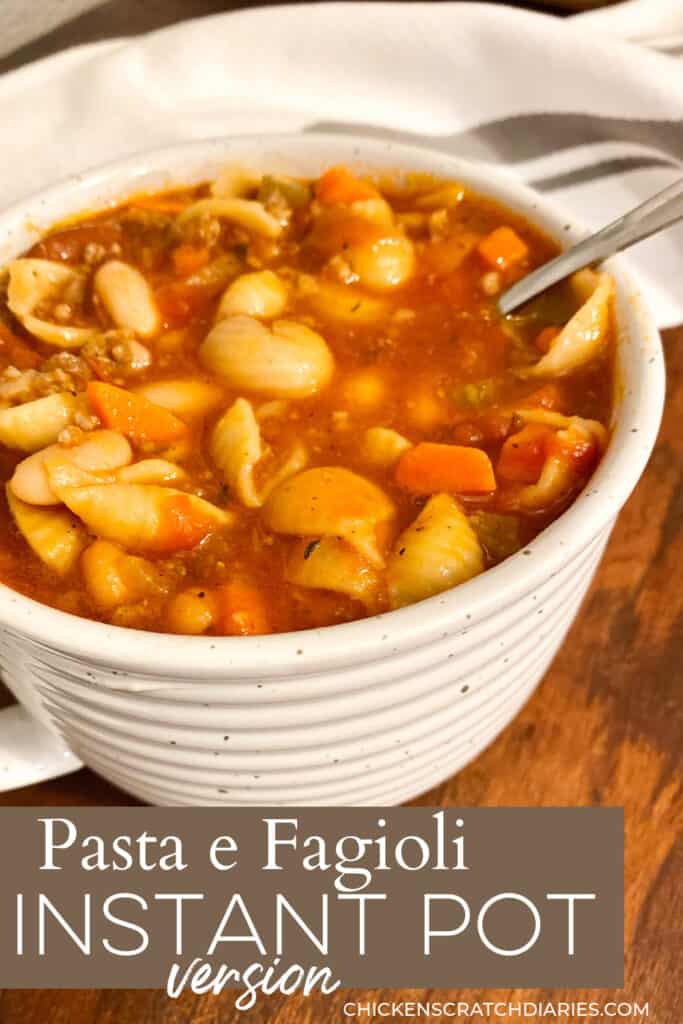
[{"x1": 0, "y1": 325, "x2": 680, "y2": 1020}]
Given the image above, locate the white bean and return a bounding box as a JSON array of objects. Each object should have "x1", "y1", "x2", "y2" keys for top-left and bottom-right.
[
  {"x1": 94, "y1": 260, "x2": 160, "y2": 338},
  {"x1": 216, "y1": 270, "x2": 288, "y2": 321},
  {"x1": 10, "y1": 430, "x2": 132, "y2": 505}
]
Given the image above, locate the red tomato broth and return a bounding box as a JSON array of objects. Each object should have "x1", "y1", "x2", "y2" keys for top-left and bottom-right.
[{"x1": 0, "y1": 168, "x2": 614, "y2": 634}]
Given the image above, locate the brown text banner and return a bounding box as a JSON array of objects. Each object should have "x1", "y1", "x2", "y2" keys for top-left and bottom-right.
[{"x1": 0, "y1": 807, "x2": 623, "y2": 993}]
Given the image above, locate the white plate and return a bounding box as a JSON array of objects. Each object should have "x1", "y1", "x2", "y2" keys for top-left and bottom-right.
[{"x1": 1, "y1": 1, "x2": 682, "y2": 325}]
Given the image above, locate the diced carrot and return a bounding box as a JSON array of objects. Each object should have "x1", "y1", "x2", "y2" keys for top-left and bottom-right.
[
  {"x1": 131, "y1": 193, "x2": 191, "y2": 215},
  {"x1": 172, "y1": 244, "x2": 210, "y2": 278},
  {"x1": 0, "y1": 322, "x2": 40, "y2": 369},
  {"x1": 214, "y1": 581, "x2": 271, "y2": 636},
  {"x1": 395, "y1": 443, "x2": 496, "y2": 494},
  {"x1": 477, "y1": 227, "x2": 529, "y2": 271},
  {"x1": 87, "y1": 381, "x2": 189, "y2": 447},
  {"x1": 316, "y1": 166, "x2": 381, "y2": 205},
  {"x1": 535, "y1": 326, "x2": 561, "y2": 353},
  {"x1": 156, "y1": 493, "x2": 220, "y2": 553},
  {"x1": 497, "y1": 424, "x2": 553, "y2": 483}
]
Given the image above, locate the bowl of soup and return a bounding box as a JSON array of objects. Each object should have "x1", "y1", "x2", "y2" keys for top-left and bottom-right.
[{"x1": 0, "y1": 134, "x2": 664, "y2": 804}]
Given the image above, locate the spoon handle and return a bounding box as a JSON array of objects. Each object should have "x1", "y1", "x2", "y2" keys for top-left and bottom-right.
[{"x1": 498, "y1": 176, "x2": 683, "y2": 315}]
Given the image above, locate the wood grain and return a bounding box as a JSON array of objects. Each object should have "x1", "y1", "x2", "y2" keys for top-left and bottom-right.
[{"x1": 0, "y1": 325, "x2": 681, "y2": 1022}]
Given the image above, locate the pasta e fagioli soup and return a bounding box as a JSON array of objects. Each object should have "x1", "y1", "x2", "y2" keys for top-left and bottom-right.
[{"x1": 0, "y1": 164, "x2": 614, "y2": 636}]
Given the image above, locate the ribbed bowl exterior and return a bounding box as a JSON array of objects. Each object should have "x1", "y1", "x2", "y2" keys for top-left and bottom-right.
[{"x1": 0, "y1": 528, "x2": 610, "y2": 805}]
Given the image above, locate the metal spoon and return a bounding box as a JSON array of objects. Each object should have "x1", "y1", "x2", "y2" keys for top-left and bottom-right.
[{"x1": 498, "y1": 177, "x2": 683, "y2": 316}]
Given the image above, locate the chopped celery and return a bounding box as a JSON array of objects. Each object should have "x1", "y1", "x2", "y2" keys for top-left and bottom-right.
[{"x1": 469, "y1": 511, "x2": 523, "y2": 563}]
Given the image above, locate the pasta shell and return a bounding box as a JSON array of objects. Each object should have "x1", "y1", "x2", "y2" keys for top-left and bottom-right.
[
  {"x1": 199, "y1": 316, "x2": 334, "y2": 398},
  {"x1": 286, "y1": 536, "x2": 382, "y2": 610},
  {"x1": 176, "y1": 198, "x2": 282, "y2": 238},
  {"x1": 94, "y1": 260, "x2": 160, "y2": 338},
  {"x1": 361, "y1": 427, "x2": 413, "y2": 467},
  {"x1": 10, "y1": 430, "x2": 132, "y2": 505},
  {"x1": 517, "y1": 408, "x2": 608, "y2": 449},
  {"x1": 211, "y1": 398, "x2": 262, "y2": 508},
  {"x1": 116, "y1": 459, "x2": 188, "y2": 485},
  {"x1": 525, "y1": 274, "x2": 614, "y2": 377},
  {"x1": 133, "y1": 379, "x2": 225, "y2": 419},
  {"x1": 515, "y1": 455, "x2": 575, "y2": 510},
  {"x1": 7, "y1": 259, "x2": 95, "y2": 348},
  {"x1": 386, "y1": 493, "x2": 484, "y2": 609},
  {"x1": 46, "y1": 463, "x2": 230, "y2": 554},
  {"x1": 0, "y1": 393, "x2": 79, "y2": 452},
  {"x1": 263, "y1": 466, "x2": 395, "y2": 567},
  {"x1": 6, "y1": 485, "x2": 86, "y2": 575},
  {"x1": 216, "y1": 270, "x2": 288, "y2": 321},
  {"x1": 210, "y1": 397, "x2": 307, "y2": 508},
  {"x1": 81, "y1": 539, "x2": 169, "y2": 610}
]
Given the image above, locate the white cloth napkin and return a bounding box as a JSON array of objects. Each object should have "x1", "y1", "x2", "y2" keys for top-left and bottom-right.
[
  {"x1": 1, "y1": 2, "x2": 682, "y2": 324},
  {"x1": 577, "y1": 0, "x2": 683, "y2": 52}
]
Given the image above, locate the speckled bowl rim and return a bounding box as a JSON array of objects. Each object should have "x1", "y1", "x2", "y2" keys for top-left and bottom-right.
[{"x1": 0, "y1": 133, "x2": 665, "y2": 677}]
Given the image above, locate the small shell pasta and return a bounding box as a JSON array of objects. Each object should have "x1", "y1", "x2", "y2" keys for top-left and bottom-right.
[
  {"x1": 211, "y1": 397, "x2": 307, "y2": 508},
  {"x1": 347, "y1": 235, "x2": 415, "y2": 291},
  {"x1": 286, "y1": 536, "x2": 381, "y2": 609},
  {"x1": 7, "y1": 259, "x2": 94, "y2": 348},
  {"x1": 216, "y1": 270, "x2": 288, "y2": 321},
  {"x1": 263, "y1": 466, "x2": 395, "y2": 566},
  {"x1": 525, "y1": 274, "x2": 614, "y2": 377},
  {"x1": 515, "y1": 455, "x2": 575, "y2": 510},
  {"x1": 200, "y1": 316, "x2": 334, "y2": 398},
  {"x1": 94, "y1": 260, "x2": 160, "y2": 338},
  {"x1": 10, "y1": 430, "x2": 132, "y2": 505},
  {"x1": 210, "y1": 398, "x2": 262, "y2": 508},
  {"x1": 6, "y1": 485, "x2": 86, "y2": 575},
  {"x1": 81, "y1": 539, "x2": 168, "y2": 610},
  {"x1": 176, "y1": 198, "x2": 282, "y2": 238},
  {"x1": 134, "y1": 379, "x2": 225, "y2": 419},
  {"x1": 386, "y1": 493, "x2": 484, "y2": 608},
  {"x1": 361, "y1": 427, "x2": 413, "y2": 467},
  {"x1": 517, "y1": 408, "x2": 608, "y2": 450},
  {"x1": 0, "y1": 393, "x2": 80, "y2": 452},
  {"x1": 116, "y1": 459, "x2": 188, "y2": 485},
  {"x1": 46, "y1": 461, "x2": 231, "y2": 554}
]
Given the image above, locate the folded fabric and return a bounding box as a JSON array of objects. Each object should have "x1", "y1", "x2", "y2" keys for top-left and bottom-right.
[{"x1": 1, "y1": 3, "x2": 682, "y2": 324}]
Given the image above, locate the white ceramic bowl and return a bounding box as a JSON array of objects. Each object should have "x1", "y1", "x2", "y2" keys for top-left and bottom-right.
[{"x1": 0, "y1": 134, "x2": 664, "y2": 805}]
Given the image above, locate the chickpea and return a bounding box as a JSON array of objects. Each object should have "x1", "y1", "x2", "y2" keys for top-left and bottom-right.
[
  {"x1": 165, "y1": 588, "x2": 216, "y2": 635},
  {"x1": 348, "y1": 235, "x2": 415, "y2": 291}
]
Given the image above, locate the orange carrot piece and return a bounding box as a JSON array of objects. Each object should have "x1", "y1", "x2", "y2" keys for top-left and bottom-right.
[
  {"x1": 395, "y1": 443, "x2": 496, "y2": 495},
  {"x1": 478, "y1": 226, "x2": 529, "y2": 271},
  {"x1": 172, "y1": 244, "x2": 210, "y2": 277},
  {"x1": 87, "y1": 381, "x2": 189, "y2": 447},
  {"x1": 497, "y1": 424, "x2": 553, "y2": 484},
  {"x1": 535, "y1": 325, "x2": 561, "y2": 353},
  {"x1": 316, "y1": 166, "x2": 380, "y2": 205},
  {"x1": 156, "y1": 493, "x2": 220, "y2": 553},
  {"x1": 214, "y1": 581, "x2": 271, "y2": 636}
]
